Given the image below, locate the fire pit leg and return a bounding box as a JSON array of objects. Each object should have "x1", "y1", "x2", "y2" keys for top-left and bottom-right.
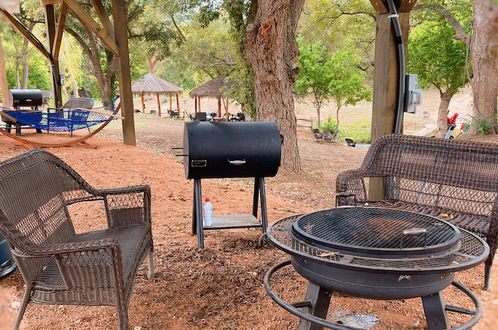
[
  {"x1": 298, "y1": 283, "x2": 332, "y2": 330},
  {"x1": 422, "y1": 292, "x2": 449, "y2": 330}
]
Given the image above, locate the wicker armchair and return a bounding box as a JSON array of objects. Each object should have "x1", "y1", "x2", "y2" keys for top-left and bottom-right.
[
  {"x1": 336, "y1": 134, "x2": 498, "y2": 290},
  {"x1": 0, "y1": 149, "x2": 154, "y2": 329}
]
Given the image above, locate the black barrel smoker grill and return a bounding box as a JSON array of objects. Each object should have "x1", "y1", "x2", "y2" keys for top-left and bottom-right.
[
  {"x1": 1, "y1": 89, "x2": 44, "y2": 136},
  {"x1": 181, "y1": 121, "x2": 282, "y2": 248}
]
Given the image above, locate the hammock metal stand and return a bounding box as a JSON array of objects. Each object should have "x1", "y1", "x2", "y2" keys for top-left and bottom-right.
[{"x1": 0, "y1": 102, "x2": 122, "y2": 149}]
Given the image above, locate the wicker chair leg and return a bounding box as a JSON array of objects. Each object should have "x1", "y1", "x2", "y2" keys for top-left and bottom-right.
[
  {"x1": 484, "y1": 263, "x2": 492, "y2": 291},
  {"x1": 116, "y1": 302, "x2": 129, "y2": 330},
  {"x1": 147, "y1": 249, "x2": 154, "y2": 280},
  {"x1": 13, "y1": 286, "x2": 31, "y2": 330}
]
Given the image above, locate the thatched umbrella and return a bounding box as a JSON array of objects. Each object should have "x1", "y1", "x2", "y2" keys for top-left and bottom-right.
[
  {"x1": 189, "y1": 77, "x2": 232, "y2": 120},
  {"x1": 131, "y1": 73, "x2": 182, "y2": 117}
]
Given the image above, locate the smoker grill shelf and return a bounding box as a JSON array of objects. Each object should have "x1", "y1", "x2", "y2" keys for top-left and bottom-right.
[
  {"x1": 267, "y1": 208, "x2": 489, "y2": 275},
  {"x1": 204, "y1": 214, "x2": 262, "y2": 230}
]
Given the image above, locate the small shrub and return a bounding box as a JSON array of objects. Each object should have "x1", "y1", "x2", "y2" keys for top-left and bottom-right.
[
  {"x1": 320, "y1": 119, "x2": 338, "y2": 135},
  {"x1": 473, "y1": 116, "x2": 493, "y2": 135}
]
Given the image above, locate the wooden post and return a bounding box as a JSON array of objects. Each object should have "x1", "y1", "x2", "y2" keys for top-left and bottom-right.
[
  {"x1": 176, "y1": 93, "x2": 180, "y2": 118},
  {"x1": 141, "y1": 92, "x2": 145, "y2": 113},
  {"x1": 157, "y1": 93, "x2": 161, "y2": 117},
  {"x1": 225, "y1": 99, "x2": 229, "y2": 121},
  {"x1": 44, "y1": 4, "x2": 63, "y2": 108},
  {"x1": 169, "y1": 93, "x2": 172, "y2": 111},
  {"x1": 194, "y1": 96, "x2": 197, "y2": 114},
  {"x1": 111, "y1": 0, "x2": 136, "y2": 146},
  {"x1": 217, "y1": 97, "x2": 222, "y2": 118},
  {"x1": 369, "y1": 0, "x2": 413, "y2": 200},
  {"x1": 198, "y1": 97, "x2": 201, "y2": 112}
]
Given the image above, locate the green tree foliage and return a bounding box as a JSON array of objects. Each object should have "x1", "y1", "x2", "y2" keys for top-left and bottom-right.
[
  {"x1": 408, "y1": 18, "x2": 469, "y2": 135},
  {"x1": 295, "y1": 40, "x2": 335, "y2": 128},
  {"x1": 296, "y1": 38, "x2": 370, "y2": 136}
]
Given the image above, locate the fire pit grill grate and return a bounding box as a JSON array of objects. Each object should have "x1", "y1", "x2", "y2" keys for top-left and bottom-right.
[
  {"x1": 269, "y1": 211, "x2": 487, "y2": 274},
  {"x1": 292, "y1": 207, "x2": 460, "y2": 255}
]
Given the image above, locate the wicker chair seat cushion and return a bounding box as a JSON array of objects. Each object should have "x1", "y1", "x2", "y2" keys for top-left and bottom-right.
[
  {"x1": 358, "y1": 200, "x2": 490, "y2": 236},
  {"x1": 33, "y1": 224, "x2": 149, "y2": 290}
]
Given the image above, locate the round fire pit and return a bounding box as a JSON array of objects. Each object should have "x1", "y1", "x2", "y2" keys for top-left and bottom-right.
[{"x1": 268, "y1": 207, "x2": 489, "y2": 300}]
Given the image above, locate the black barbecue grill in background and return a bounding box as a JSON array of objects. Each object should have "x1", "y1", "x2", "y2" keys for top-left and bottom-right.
[
  {"x1": 178, "y1": 121, "x2": 282, "y2": 248},
  {"x1": 1, "y1": 89, "x2": 47, "y2": 136}
]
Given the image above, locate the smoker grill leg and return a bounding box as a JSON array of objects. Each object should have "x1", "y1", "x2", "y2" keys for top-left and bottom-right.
[
  {"x1": 253, "y1": 177, "x2": 260, "y2": 218},
  {"x1": 5, "y1": 123, "x2": 11, "y2": 133},
  {"x1": 194, "y1": 179, "x2": 204, "y2": 249},
  {"x1": 192, "y1": 182, "x2": 197, "y2": 235},
  {"x1": 15, "y1": 123, "x2": 21, "y2": 136},
  {"x1": 422, "y1": 292, "x2": 449, "y2": 330},
  {"x1": 297, "y1": 283, "x2": 332, "y2": 330},
  {"x1": 259, "y1": 177, "x2": 268, "y2": 232}
]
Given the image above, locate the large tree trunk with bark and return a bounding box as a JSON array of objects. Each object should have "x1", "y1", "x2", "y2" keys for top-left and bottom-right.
[
  {"x1": 471, "y1": 0, "x2": 498, "y2": 124},
  {"x1": 0, "y1": 38, "x2": 10, "y2": 106},
  {"x1": 435, "y1": 91, "x2": 454, "y2": 138},
  {"x1": 244, "y1": 0, "x2": 305, "y2": 172}
]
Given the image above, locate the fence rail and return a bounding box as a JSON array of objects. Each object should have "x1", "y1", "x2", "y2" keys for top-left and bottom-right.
[{"x1": 297, "y1": 118, "x2": 313, "y2": 129}]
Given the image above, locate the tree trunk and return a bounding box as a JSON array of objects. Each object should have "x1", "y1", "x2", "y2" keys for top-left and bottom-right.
[
  {"x1": 471, "y1": 0, "x2": 498, "y2": 124},
  {"x1": 435, "y1": 91, "x2": 454, "y2": 138},
  {"x1": 335, "y1": 106, "x2": 341, "y2": 138},
  {"x1": 244, "y1": 0, "x2": 305, "y2": 172},
  {"x1": 0, "y1": 37, "x2": 11, "y2": 106}
]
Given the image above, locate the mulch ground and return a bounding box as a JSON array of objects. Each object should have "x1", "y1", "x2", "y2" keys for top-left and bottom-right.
[{"x1": 0, "y1": 117, "x2": 497, "y2": 329}]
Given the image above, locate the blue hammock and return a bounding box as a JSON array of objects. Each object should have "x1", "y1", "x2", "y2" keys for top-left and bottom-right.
[{"x1": 1, "y1": 100, "x2": 118, "y2": 133}]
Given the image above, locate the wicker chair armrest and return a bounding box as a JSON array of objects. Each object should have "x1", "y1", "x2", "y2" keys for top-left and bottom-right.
[
  {"x1": 93, "y1": 184, "x2": 151, "y2": 197},
  {"x1": 19, "y1": 238, "x2": 119, "y2": 257},
  {"x1": 93, "y1": 185, "x2": 151, "y2": 228}
]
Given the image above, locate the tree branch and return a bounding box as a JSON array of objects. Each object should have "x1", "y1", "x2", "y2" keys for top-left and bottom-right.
[
  {"x1": 413, "y1": 4, "x2": 470, "y2": 47},
  {"x1": 171, "y1": 14, "x2": 186, "y2": 41}
]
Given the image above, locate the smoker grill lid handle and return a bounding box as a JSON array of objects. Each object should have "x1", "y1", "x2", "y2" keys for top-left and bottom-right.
[{"x1": 228, "y1": 159, "x2": 246, "y2": 166}]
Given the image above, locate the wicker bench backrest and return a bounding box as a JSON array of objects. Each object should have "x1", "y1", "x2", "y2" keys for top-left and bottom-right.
[
  {"x1": 0, "y1": 150, "x2": 92, "y2": 252},
  {"x1": 363, "y1": 135, "x2": 498, "y2": 216}
]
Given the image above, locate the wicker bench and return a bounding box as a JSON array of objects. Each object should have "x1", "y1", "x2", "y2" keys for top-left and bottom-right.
[
  {"x1": 336, "y1": 134, "x2": 498, "y2": 290},
  {"x1": 0, "y1": 149, "x2": 154, "y2": 329}
]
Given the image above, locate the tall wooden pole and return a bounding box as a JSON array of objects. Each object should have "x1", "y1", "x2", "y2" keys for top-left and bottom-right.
[
  {"x1": 111, "y1": 0, "x2": 136, "y2": 145},
  {"x1": 176, "y1": 93, "x2": 180, "y2": 118},
  {"x1": 369, "y1": 0, "x2": 414, "y2": 200},
  {"x1": 141, "y1": 91, "x2": 145, "y2": 113},
  {"x1": 217, "y1": 97, "x2": 222, "y2": 118},
  {"x1": 194, "y1": 96, "x2": 197, "y2": 114},
  {"x1": 225, "y1": 99, "x2": 229, "y2": 121},
  {"x1": 157, "y1": 93, "x2": 161, "y2": 117},
  {"x1": 44, "y1": 4, "x2": 63, "y2": 108},
  {"x1": 169, "y1": 93, "x2": 172, "y2": 111}
]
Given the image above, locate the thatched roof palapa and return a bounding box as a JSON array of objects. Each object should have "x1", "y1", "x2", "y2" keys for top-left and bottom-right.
[
  {"x1": 131, "y1": 73, "x2": 182, "y2": 94},
  {"x1": 189, "y1": 77, "x2": 232, "y2": 99}
]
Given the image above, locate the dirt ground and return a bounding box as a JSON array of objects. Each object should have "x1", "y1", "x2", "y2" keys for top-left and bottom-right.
[{"x1": 0, "y1": 111, "x2": 497, "y2": 329}]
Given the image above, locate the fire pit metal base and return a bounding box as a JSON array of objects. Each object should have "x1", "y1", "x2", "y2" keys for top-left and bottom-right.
[{"x1": 264, "y1": 260, "x2": 482, "y2": 330}]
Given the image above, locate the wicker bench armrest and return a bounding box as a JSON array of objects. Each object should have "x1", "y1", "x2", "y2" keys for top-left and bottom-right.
[
  {"x1": 93, "y1": 184, "x2": 151, "y2": 197},
  {"x1": 336, "y1": 169, "x2": 383, "y2": 206}
]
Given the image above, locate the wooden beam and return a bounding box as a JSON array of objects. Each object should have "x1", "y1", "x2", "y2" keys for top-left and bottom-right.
[
  {"x1": 370, "y1": 0, "x2": 388, "y2": 13},
  {"x1": 44, "y1": 4, "x2": 63, "y2": 107},
  {"x1": 111, "y1": 0, "x2": 136, "y2": 145},
  {"x1": 90, "y1": 0, "x2": 115, "y2": 39},
  {"x1": 64, "y1": 0, "x2": 119, "y2": 56},
  {"x1": 198, "y1": 97, "x2": 201, "y2": 112},
  {"x1": 169, "y1": 93, "x2": 172, "y2": 111},
  {"x1": 0, "y1": 9, "x2": 51, "y2": 59},
  {"x1": 369, "y1": 12, "x2": 410, "y2": 200},
  {"x1": 176, "y1": 93, "x2": 180, "y2": 114},
  {"x1": 194, "y1": 96, "x2": 197, "y2": 113},
  {"x1": 225, "y1": 99, "x2": 229, "y2": 121},
  {"x1": 40, "y1": 0, "x2": 62, "y2": 4},
  {"x1": 44, "y1": 4, "x2": 56, "y2": 50},
  {"x1": 52, "y1": 2, "x2": 67, "y2": 61}
]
